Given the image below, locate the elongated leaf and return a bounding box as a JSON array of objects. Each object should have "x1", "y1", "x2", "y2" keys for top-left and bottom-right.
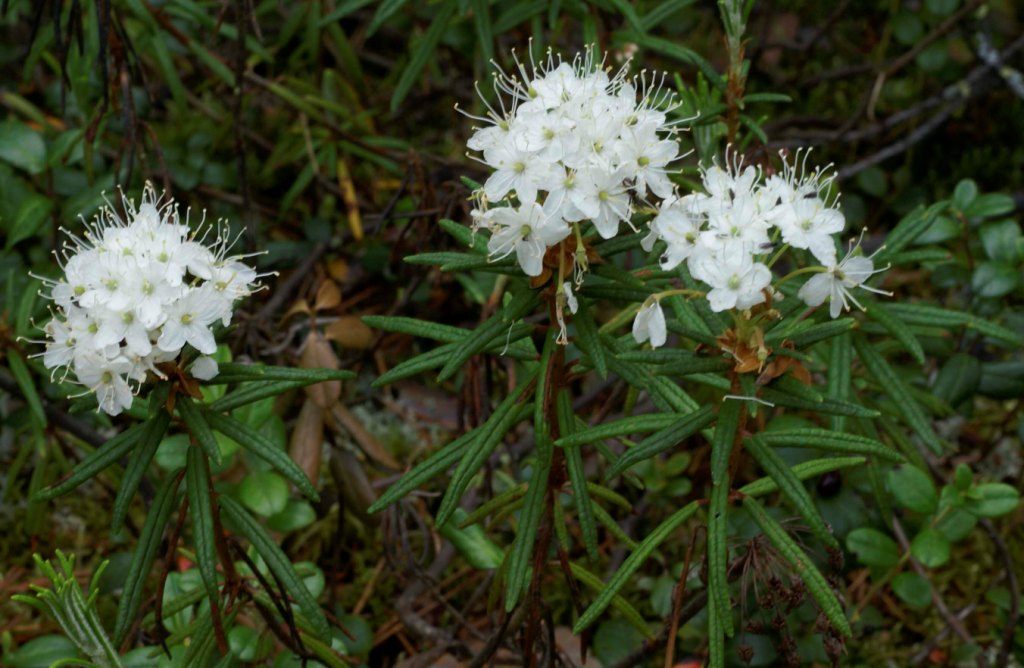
[
  {"x1": 361, "y1": 315, "x2": 466, "y2": 342},
  {"x1": 207, "y1": 379, "x2": 308, "y2": 414},
  {"x1": 219, "y1": 495, "x2": 331, "y2": 640},
  {"x1": 436, "y1": 372, "x2": 538, "y2": 525},
  {"x1": 202, "y1": 409, "x2": 319, "y2": 501},
  {"x1": 8, "y1": 353, "x2": 44, "y2": 427},
  {"x1": 866, "y1": 301, "x2": 924, "y2": 365},
  {"x1": 574, "y1": 297, "x2": 608, "y2": 379},
  {"x1": 771, "y1": 375, "x2": 823, "y2": 403},
  {"x1": 708, "y1": 400, "x2": 740, "y2": 638},
  {"x1": 875, "y1": 202, "x2": 945, "y2": 263},
  {"x1": 853, "y1": 336, "x2": 943, "y2": 454},
  {"x1": 437, "y1": 292, "x2": 540, "y2": 382},
  {"x1": 743, "y1": 497, "x2": 852, "y2": 637},
  {"x1": 211, "y1": 363, "x2": 355, "y2": 384},
  {"x1": 573, "y1": 501, "x2": 699, "y2": 633},
  {"x1": 114, "y1": 472, "x2": 181, "y2": 645},
  {"x1": 186, "y1": 446, "x2": 220, "y2": 616},
  {"x1": 112, "y1": 410, "x2": 171, "y2": 531},
  {"x1": 369, "y1": 431, "x2": 479, "y2": 513},
  {"x1": 738, "y1": 456, "x2": 865, "y2": 496},
  {"x1": 758, "y1": 429, "x2": 903, "y2": 462},
  {"x1": 391, "y1": 1, "x2": 458, "y2": 112},
  {"x1": 569, "y1": 562, "x2": 654, "y2": 639},
  {"x1": 505, "y1": 430, "x2": 553, "y2": 611},
  {"x1": 827, "y1": 332, "x2": 852, "y2": 432},
  {"x1": 558, "y1": 390, "x2": 598, "y2": 559},
  {"x1": 605, "y1": 405, "x2": 716, "y2": 479},
  {"x1": 555, "y1": 412, "x2": 680, "y2": 448},
  {"x1": 34, "y1": 422, "x2": 147, "y2": 501},
  {"x1": 745, "y1": 436, "x2": 836, "y2": 548},
  {"x1": 766, "y1": 318, "x2": 856, "y2": 348},
  {"x1": 759, "y1": 388, "x2": 879, "y2": 418},
  {"x1": 708, "y1": 596, "x2": 725, "y2": 668},
  {"x1": 458, "y1": 483, "x2": 528, "y2": 528},
  {"x1": 635, "y1": 34, "x2": 723, "y2": 89},
  {"x1": 177, "y1": 396, "x2": 222, "y2": 466},
  {"x1": 366, "y1": 0, "x2": 407, "y2": 36}
]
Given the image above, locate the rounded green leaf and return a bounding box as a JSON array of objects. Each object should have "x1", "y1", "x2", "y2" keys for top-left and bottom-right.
[
  {"x1": 964, "y1": 483, "x2": 1020, "y2": 517},
  {"x1": 952, "y1": 179, "x2": 977, "y2": 211},
  {"x1": 979, "y1": 220, "x2": 1023, "y2": 262},
  {"x1": 892, "y1": 572, "x2": 932, "y2": 609},
  {"x1": 238, "y1": 471, "x2": 289, "y2": 517},
  {"x1": 965, "y1": 193, "x2": 1015, "y2": 221},
  {"x1": 846, "y1": 528, "x2": 900, "y2": 568},
  {"x1": 267, "y1": 500, "x2": 317, "y2": 532},
  {"x1": 934, "y1": 506, "x2": 977, "y2": 542},
  {"x1": 888, "y1": 466, "x2": 938, "y2": 515},
  {"x1": 0, "y1": 120, "x2": 46, "y2": 174},
  {"x1": 910, "y1": 527, "x2": 950, "y2": 568},
  {"x1": 971, "y1": 261, "x2": 1019, "y2": 298}
]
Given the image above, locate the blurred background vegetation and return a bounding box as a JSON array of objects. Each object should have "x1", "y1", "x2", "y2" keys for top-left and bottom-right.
[{"x1": 1, "y1": 1, "x2": 1022, "y2": 666}]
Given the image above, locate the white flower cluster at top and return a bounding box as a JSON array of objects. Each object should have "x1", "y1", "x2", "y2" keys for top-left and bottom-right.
[
  {"x1": 34, "y1": 184, "x2": 260, "y2": 415},
  {"x1": 633, "y1": 152, "x2": 890, "y2": 347},
  {"x1": 463, "y1": 46, "x2": 682, "y2": 277}
]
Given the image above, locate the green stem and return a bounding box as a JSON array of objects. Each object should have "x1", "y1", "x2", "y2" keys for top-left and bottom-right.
[{"x1": 774, "y1": 265, "x2": 828, "y2": 287}]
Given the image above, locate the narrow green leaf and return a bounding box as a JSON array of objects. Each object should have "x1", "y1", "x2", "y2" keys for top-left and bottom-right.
[
  {"x1": 436, "y1": 294, "x2": 539, "y2": 382},
  {"x1": 368, "y1": 430, "x2": 478, "y2": 513},
  {"x1": 744, "y1": 497, "x2": 852, "y2": 637},
  {"x1": 505, "y1": 430, "x2": 552, "y2": 611},
  {"x1": 770, "y1": 375, "x2": 823, "y2": 403},
  {"x1": 760, "y1": 388, "x2": 880, "y2": 418},
  {"x1": 470, "y1": 0, "x2": 494, "y2": 64},
  {"x1": 8, "y1": 353, "x2": 45, "y2": 427},
  {"x1": 436, "y1": 373, "x2": 538, "y2": 525},
  {"x1": 458, "y1": 483, "x2": 528, "y2": 528},
  {"x1": 827, "y1": 332, "x2": 852, "y2": 432},
  {"x1": 738, "y1": 456, "x2": 866, "y2": 497},
  {"x1": 186, "y1": 446, "x2": 220, "y2": 615},
  {"x1": 875, "y1": 202, "x2": 946, "y2": 263},
  {"x1": 634, "y1": 34, "x2": 724, "y2": 89},
  {"x1": 569, "y1": 562, "x2": 654, "y2": 640},
  {"x1": 765, "y1": 317, "x2": 856, "y2": 348},
  {"x1": 605, "y1": 405, "x2": 716, "y2": 479},
  {"x1": 758, "y1": 429, "x2": 903, "y2": 463},
  {"x1": 114, "y1": 472, "x2": 181, "y2": 645},
  {"x1": 391, "y1": 1, "x2": 458, "y2": 112},
  {"x1": 708, "y1": 399, "x2": 740, "y2": 639},
  {"x1": 853, "y1": 336, "x2": 943, "y2": 454},
  {"x1": 555, "y1": 413, "x2": 681, "y2": 448},
  {"x1": 866, "y1": 301, "x2": 925, "y2": 365},
  {"x1": 211, "y1": 363, "x2": 355, "y2": 384},
  {"x1": 202, "y1": 409, "x2": 319, "y2": 501},
  {"x1": 178, "y1": 397, "x2": 222, "y2": 466},
  {"x1": 112, "y1": 410, "x2": 171, "y2": 531},
  {"x1": 361, "y1": 315, "x2": 467, "y2": 342},
  {"x1": 574, "y1": 297, "x2": 608, "y2": 379},
  {"x1": 220, "y1": 495, "x2": 331, "y2": 641},
  {"x1": 744, "y1": 436, "x2": 837, "y2": 548},
  {"x1": 558, "y1": 390, "x2": 598, "y2": 559},
  {"x1": 573, "y1": 500, "x2": 698, "y2": 633},
  {"x1": 34, "y1": 422, "x2": 147, "y2": 501},
  {"x1": 207, "y1": 379, "x2": 309, "y2": 413},
  {"x1": 366, "y1": 0, "x2": 408, "y2": 36}
]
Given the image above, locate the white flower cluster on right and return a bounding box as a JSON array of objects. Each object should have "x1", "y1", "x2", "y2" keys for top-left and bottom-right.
[
  {"x1": 633, "y1": 152, "x2": 889, "y2": 347},
  {"x1": 464, "y1": 46, "x2": 682, "y2": 277},
  {"x1": 34, "y1": 184, "x2": 260, "y2": 415}
]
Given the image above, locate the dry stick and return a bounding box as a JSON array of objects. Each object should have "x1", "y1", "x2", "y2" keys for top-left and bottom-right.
[
  {"x1": 608, "y1": 589, "x2": 711, "y2": 668},
  {"x1": 665, "y1": 526, "x2": 706, "y2": 668},
  {"x1": 233, "y1": 0, "x2": 256, "y2": 253}
]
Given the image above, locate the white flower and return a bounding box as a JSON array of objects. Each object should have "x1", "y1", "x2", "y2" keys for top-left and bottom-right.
[
  {"x1": 798, "y1": 240, "x2": 890, "y2": 318},
  {"x1": 632, "y1": 299, "x2": 667, "y2": 348},
  {"x1": 772, "y1": 196, "x2": 844, "y2": 265},
  {"x1": 691, "y1": 246, "x2": 772, "y2": 312},
  {"x1": 643, "y1": 196, "x2": 704, "y2": 270},
  {"x1": 484, "y1": 202, "x2": 570, "y2": 276},
  {"x1": 33, "y1": 182, "x2": 261, "y2": 415},
  {"x1": 573, "y1": 168, "x2": 633, "y2": 239}
]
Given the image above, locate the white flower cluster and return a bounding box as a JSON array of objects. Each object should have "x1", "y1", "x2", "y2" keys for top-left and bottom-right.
[
  {"x1": 464, "y1": 47, "x2": 682, "y2": 277},
  {"x1": 633, "y1": 152, "x2": 889, "y2": 347},
  {"x1": 35, "y1": 184, "x2": 259, "y2": 415}
]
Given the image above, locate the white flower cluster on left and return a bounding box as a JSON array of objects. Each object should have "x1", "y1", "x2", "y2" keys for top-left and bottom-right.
[
  {"x1": 34, "y1": 183, "x2": 259, "y2": 415},
  {"x1": 464, "y1": 47, "x2": 682, "y2": 277}
]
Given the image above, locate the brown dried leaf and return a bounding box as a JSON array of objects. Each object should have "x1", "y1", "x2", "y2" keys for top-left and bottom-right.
[
  {"x1": 283, "y1": 298, "x2": 312, "y2": 322},
  {"x1": 327, "y1": 402, "x2": 399, "y2": 470},
  {"x1": 327, "y1": 258, "x2": 350, "y2": 283},
  {"x1": 299, "y1": 331, "x2": 341, "y2": 408},
  {"x1": 313, "y1": 279, "x2": 342, "y2": 312},
  {"x1": 289, "y1": 398, "x2": 325, "y2": 487},
  {"x1": 323, "y1": 315, "x2": 374, "y2": 349},
  {"x1": 328, "y1": 449, "x2": 378, "y2": 526}
]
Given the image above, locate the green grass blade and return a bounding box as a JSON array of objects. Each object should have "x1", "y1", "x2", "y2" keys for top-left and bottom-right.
[{"x1": 390, "y1": 1, "x2": 458, "y2": 112}]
